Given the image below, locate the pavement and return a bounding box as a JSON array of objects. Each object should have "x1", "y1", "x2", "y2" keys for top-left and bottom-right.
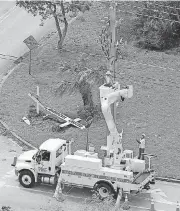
[{"x1": 0, "y1": 135, "x2": 180, "y2": 211}]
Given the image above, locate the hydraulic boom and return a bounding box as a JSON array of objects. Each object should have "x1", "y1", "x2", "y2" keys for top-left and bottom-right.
[{"x1": 99, "y1": 83, "x2": 133, "y2": 165}]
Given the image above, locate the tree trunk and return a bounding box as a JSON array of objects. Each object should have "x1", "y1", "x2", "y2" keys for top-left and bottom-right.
[
  {"x1": 53, "y1": 5, "x2": 63, "y2": 50},
  {"x1": 60, "y1": 1, "x2": 68, "y2": 47},
  {"x1": 82, "y1": 92, "x2": 94, "y2": 108},
  {"x1": 80, "y1": 82, "x2": 94, "y2": 108}
]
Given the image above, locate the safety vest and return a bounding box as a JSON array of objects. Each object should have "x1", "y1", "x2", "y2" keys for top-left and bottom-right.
[{"x1": 139, "y1": 138, "x2": 145, "y2": 148}]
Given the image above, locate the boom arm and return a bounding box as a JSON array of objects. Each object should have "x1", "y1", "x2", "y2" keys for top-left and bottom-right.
[
  {"x1": 99, "y1": 84, "x2": 133, "y2": 159},
  {"x1": 101, "y1": 86, "x2": 133, "y2": 134}
]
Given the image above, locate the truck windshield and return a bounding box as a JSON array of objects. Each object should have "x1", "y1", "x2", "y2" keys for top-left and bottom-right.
[{"x1": 32, "y1": 150, "x2": 40, "y2": 160}]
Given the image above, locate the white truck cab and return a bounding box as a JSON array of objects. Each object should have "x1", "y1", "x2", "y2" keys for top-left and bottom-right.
[{"x1": 13, "y1": 138, "x2": 72, "y2": 188}]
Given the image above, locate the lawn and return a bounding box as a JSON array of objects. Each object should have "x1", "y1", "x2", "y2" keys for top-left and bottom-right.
[{"x1": 0, "y1": 2, "x2": 180, "y2": 179}]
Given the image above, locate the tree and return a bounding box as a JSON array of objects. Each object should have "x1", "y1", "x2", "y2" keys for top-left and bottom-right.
[
  {"x1": 16, "y1": 0, "x2": 91, "y2": 50},
  {"x1": 55, "y1": 60, "x2": 107, "y2": 111},
  {"x1": 132, "y1": 1, "x2": 180, "y2": 50}
]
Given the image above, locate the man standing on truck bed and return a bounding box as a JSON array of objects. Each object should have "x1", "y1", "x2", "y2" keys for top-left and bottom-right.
[{"x1": 136, "y1": 134, "x2": 146, "y2": 160}]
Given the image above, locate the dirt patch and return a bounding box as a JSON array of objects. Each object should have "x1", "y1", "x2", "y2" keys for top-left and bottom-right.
[{"x1": 0, "y1": 3, "x2": 180, "y2": 179}]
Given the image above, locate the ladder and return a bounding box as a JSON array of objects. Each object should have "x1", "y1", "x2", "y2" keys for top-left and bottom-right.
[{"x1": 28, "y1": 93, "x2": 85, "y2": 130}]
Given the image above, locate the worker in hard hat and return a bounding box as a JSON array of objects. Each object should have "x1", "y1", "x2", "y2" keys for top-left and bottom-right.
[
  {"x1": 104, "y1": 70, "x2": 113, "y2": 87},
  {"x1": 136, "y1": 134, "x2": 146, "y2": 160}
]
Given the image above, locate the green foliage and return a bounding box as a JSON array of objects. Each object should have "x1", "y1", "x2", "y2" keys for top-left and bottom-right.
[
  {"x1": 132, "y1": 1, "x2": 180, "y2": 50},
  {"x1": 16, "y1": 0, "x2": 90, "y2": 22},
  {"x1": 99, "y1": 17, "x2": 127, "y2": 60},
  {"x1": 55, "y1": 63, "x2": 107, "y2": 108},
  {"x1": 16, "y1": 0, "x2": 91, "y2": 49},
  {"x1": 1, "y1": 206, "x2": 12, "y2": 211},
  {"x1": 77, "y1": 105, "x2": 103, "y2": 121}
]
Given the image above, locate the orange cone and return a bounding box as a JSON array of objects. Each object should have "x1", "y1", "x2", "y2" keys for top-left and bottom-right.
[
  {"x1": 125, "y1": 194, "x2": 128, "y2": 202},
  {"x1": 176, "y1": 201, "x2": 180, "y2": 211},
  {"x1": 115, "y1": 189, "x2": 122, "y2": 210},
  {"x1": 11, "y1": 156, "x2": 17, "y2": 166},
  {"x1": 150, "y1": 198, "x2": 155, "y2": 211}
]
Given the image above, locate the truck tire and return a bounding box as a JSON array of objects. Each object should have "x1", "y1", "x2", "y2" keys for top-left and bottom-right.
[
  {"x1": 95, "y1": 182, "x2": 114, "y2": 199},
  {"x1": 19, "y1": 170, "x2": 35, "y2": 188}
]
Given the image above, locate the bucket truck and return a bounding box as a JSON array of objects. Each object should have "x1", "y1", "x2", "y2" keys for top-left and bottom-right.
[{"x1": 12, "y1": 83, "x2": 156, "y2": 200}]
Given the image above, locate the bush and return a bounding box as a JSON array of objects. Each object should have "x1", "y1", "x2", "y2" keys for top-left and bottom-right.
[
  {"x1": 132, "y1": 1, "x2": 180, "y2": 50},
  {"x1": 1, "y1": 207, "x2": 12, "y2": 211}
]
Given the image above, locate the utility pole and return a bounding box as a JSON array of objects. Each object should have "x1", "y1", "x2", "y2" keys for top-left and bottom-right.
[
  {"x1": 109, "y1": 1, "x2": 116, "y2": 83},
  {"x1": 109, "y1": 1, "x2": 118, "y2": 123}
]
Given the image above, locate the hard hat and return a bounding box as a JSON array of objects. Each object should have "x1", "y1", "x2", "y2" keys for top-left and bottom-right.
[
  {"x1": 142, "y1": 134, "x2": 146, "y2": 137},
  {"x1": 106, "y1": 71, "x2": 112, "y2": 76}
]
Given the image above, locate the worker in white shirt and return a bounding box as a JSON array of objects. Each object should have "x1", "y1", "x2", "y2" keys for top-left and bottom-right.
[{"x1": 136, "y1": 134, "x2": 146, "y2": 160}]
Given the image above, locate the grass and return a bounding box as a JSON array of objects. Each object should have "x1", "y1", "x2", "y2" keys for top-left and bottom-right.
[{"x1": 0, "y1": 2, "x2": 180, "y2": 180}]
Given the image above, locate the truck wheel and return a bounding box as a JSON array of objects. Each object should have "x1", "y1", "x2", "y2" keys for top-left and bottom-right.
[
  {"x1": 19, "y1": 170, "x2": 35, "y2": 188},
  {"x1": 95, "y1": 183, "x2": 114, "y2": 199}
]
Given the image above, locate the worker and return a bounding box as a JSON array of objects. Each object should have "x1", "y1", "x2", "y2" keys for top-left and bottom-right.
[
  {"x1": 104, "y1": 71, "x2": 113, "y2": 87},
  {"x1": 136, "y1": 134, "x2": 146, "y2": 160}
]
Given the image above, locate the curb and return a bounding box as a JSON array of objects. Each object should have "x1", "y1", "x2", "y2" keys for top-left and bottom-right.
[
  {"x1": 0, "y1": 62, "x2": 37, "y2": 151},
  {"x1": 156, "y1": 177, "x2": 180, "y2": 184},
  {"x1": 0, "y1": 119, "x2": 37, "y2": 150},
  {"x1": 0, "y1": 63, "x2": 24, "y2": 90}
]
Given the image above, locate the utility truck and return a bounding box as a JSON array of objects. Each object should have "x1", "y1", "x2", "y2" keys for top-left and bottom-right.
[{"x1": 12, "y1": 82, "x2": 156, "y2": 199}]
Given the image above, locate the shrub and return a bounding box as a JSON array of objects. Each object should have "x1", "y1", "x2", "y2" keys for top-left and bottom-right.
[
  {"x1": 132, "y1": 1, "x2": 180, "y2": 50},
  {"x1": 1, "y1": 206, "x2": 12, "y2": 211}
]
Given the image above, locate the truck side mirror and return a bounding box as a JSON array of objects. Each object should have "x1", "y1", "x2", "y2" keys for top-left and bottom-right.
[{"x1": 36, "y1": 155, "x2": 41, "y2": 164}]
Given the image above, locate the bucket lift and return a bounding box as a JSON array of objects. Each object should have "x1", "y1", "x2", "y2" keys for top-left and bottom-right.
[{"x1": 99, "y1": 82, "x2": 133, "y2": 167}]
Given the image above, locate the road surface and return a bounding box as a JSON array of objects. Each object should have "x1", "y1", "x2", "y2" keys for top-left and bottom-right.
[
  {"x1": 0, "y1": 1, "x2": 55, "y2": 77},
  {"x1": 0, "y1": 135, "x2": 180, "y2": 211}
]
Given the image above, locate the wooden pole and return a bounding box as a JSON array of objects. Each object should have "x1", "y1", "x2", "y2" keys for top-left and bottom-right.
[
  {"x1": 36, "y1": 86, "x2": 39, "y2": 114},
  {"x1": 109, "y1": 2, "x2": 116, "y2": 83},
  {"x1": 109, "y1": 1, "x2": 117, "y2": 123}
]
